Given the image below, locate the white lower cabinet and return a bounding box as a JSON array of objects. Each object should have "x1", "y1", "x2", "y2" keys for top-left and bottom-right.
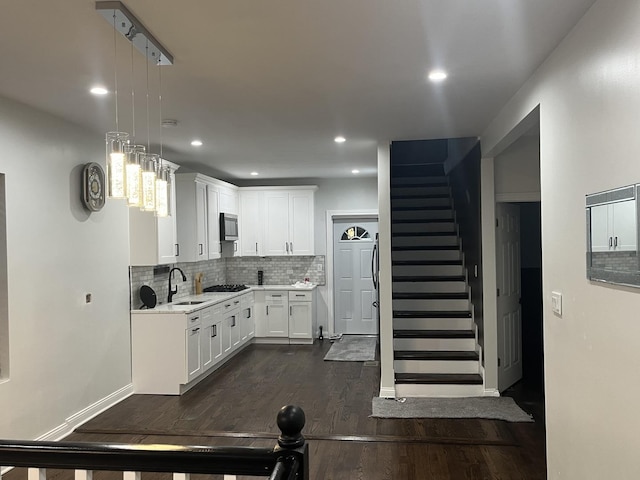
[
  {"x1": 186, "y1": 324, "x2": 202, "y2": 382},
  {"x1": 254, "y1": 288, "x2": 315, "y2": 344}
]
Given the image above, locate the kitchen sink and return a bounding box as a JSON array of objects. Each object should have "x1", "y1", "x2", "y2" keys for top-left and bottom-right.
[{"x1": 174, "y1": 300, "x2": 205, "y2": 305}]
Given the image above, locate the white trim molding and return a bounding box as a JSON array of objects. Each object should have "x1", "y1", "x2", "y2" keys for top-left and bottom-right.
[
  {"x1": 483, "y1": 388, "x2": 501, "y2": 397},
  {"x1": 325, "y1": 209, "x2": 378, "y2": 335},
  {"x1": 36, "y1": 383, "x2": 134, "y2": 442},
  {"x1": 379, "y1": 386, "x2": 397, "y2": 399}
]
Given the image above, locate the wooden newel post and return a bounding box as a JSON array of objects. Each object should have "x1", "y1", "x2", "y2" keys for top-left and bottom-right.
[{"x1": 272, "y1": 405, "x2": 308, "y2": 480}]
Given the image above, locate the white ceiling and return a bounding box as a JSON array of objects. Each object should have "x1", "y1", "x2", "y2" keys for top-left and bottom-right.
[{"x1": 0, "y1": 0, "x2": 595, "y2": 180}]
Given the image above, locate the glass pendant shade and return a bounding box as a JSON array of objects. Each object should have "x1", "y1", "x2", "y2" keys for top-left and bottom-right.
[
  {"x1": 141, "y1": 153, "x2": 158, "y2": 212},
  {"x1": 105, "y1": 132, "x2": 130, "y2": 198},
  {"x1": 155, "y1": 166, "x2": 169, "y2": 217},
  {"x1": 125, "y1": 145, "x2": 145, "y2": 207}
]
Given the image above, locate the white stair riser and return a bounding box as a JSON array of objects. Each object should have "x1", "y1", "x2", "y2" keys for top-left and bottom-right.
[
  {"x1": 393, "y1": 210, "x2": 453, "y2": 220},
  {"x1": 392, "y1": 249, "x2": 461, "y2": 261},
  {"x1": 394, "y1": 359, "x2": 479, "y2": 374},
  {"x1": 392, "y1": 236, "x2": 458, "y2": 247},
  {"x1": 393, "y1": 317, "x2": 474, "y2": 330},
  {"x1": 393, "y1": 281, "x2": 467, "y2": 293},
  {"x1": 394, "y1": 337, "x2": 476, "y2": 350},
  {"x1": 392, "y1": 176, "x2": 447, "y2": 185},
  {"x1": 392, "y1": 222, "x2": 456, "y2": 233},
  {"x1": 395, "y1": 383, "x2": 485, "y2": 398},
  {"x1": 393, "y1": 298, "x2": 469, "y2": 311},
  {"x1": 393, "y1": 264, "x2": 463, "y2": 276},
  {"x1": 393, "y1": 186, "x2": 449, "y2": 196},
  {"x1": 392, "y1": 198, "x2": 451, "y2": 208}
]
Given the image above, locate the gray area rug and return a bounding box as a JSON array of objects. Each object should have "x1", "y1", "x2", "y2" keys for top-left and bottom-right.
[
  {"x1": 371, "y1": 396, "x2": 534, "y2": 422},
  {"x1": 323, "y1": 336, "x2": 377, "y2": 361}
]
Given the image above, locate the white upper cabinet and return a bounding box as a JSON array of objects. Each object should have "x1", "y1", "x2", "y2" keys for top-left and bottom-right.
[
  {"x1": 207, "y1": 184, "x2": 221, "y2": 260},
  {"x1": 591, "y1": 199, "x2": 637, "y2": 252},
  {"x1": 130, "y1": 162, "x2": 179, "y2": 266},
  {"x1": 239, "y1": 190, "x2": 264, "y2": 256},
  {"x1": 219, "y1": 185, "x2": 239, "y2": 215},
  {"x1": 175, "y1": 174, "x2": 209, "y2": 262},
  {"x1": 239, "y1": 187, "x2": 316, "y2": 256}
]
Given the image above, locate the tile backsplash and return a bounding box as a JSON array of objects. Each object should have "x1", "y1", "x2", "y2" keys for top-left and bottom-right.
[
  {"x1": 130, "y1": 255, "x2": 325, "y2": 308},
  {"x1": 226, "y1": 256, "x2": 325, "y2": 286}
]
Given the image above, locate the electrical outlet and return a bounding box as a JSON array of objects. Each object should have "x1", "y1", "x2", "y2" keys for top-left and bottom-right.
[{"x1": 551, "y1": 291, "x2": 562, "y2": 316}]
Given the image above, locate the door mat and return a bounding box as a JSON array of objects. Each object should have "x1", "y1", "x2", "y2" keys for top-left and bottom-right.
[
  {"x1": 371, "y1": 396, "x2": 534, "y2": 422},
  {"x1": 323, "y1": 336, "x2": 377, "y2": 361}
]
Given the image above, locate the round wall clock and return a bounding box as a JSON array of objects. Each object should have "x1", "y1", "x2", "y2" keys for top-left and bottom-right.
[{"x1": 82, "y1": 162, "x2": 106, "y2": 212}]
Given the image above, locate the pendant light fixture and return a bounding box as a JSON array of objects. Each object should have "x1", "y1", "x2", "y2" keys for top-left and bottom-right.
[
  {"x1": 105, "y1": 8, "x2": 129, "y2": 199},
  {"x1": 96, "y1": 1, "x2": 174, "y2": 210},
  {"x1": 155, "y1": 56, "x2": 170, "y2": 218}
]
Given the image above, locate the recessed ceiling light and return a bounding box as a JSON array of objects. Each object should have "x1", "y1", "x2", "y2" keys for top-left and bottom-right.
[
  {"x1": 352, "y1": 169, "x2": 360, "y2": 174},
  {"x1": 90, "y1": 86, "x2": 108, "y2": 95},
  {"x1": 334, "y1": 136, "x2": 346, "y2": 143},
  {"x1": 428, "y1": 70, "x2": 448, "y2": 82},
  {"x1": 191, "y1": 140, "x2": 203, "y2": 147},
  {"x1": 250, "y1": 172, "x2": 259, "y2": 176}
]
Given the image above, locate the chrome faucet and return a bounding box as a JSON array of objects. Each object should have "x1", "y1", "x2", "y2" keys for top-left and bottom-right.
[{"x1": 168, "y1": 267, "x2": 187, "y2": 303}]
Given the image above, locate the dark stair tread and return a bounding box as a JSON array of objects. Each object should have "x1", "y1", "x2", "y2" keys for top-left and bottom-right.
[
  {"x1": 392, "y1": 260, "x2": 461, "y2": 266},
  {"x1": 391, "y1": 194, "x2": 450, "y2": 199},
  {"x1": 394, "y1": 351, "x2": 479, "y2": 361},
  {"x1": 392, "y1": 231, "x2": 457, "y2": 237},
  {"x1": 394, "y1": 310, "x2": 472, "y2": 318},
  {"x1": 392, "y1": 218, "x2": 455, "y2": 224},
  {"x1": 393, "y1": 275, "x2": 466, "y2": 282},
  {"x1": 393, "y1": 329, "x2": 474, "y2": 338},
  {"x1": 390, "y1": 182, "x2": 448, "y2": 188},
  {"x1": 393, "y1": 292, "x2": 468, "y2": 300},
  {"x1": 395, "y1": 373, "x2": 483, "y2": 385},
  {"x1": 392, "y1": 206, "x2": 452, "y2": 211},
  {"x1": 392, "y1": 245, "x2": 459, "y2": 251}
]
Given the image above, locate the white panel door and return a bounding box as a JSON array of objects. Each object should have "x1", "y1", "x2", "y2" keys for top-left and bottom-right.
[
  {"x1": 333, "y1": 220, "x2": 378, "y2": 334},
  {"x1": 264, "y1": 192, "x2": 289, "y2": 255},
  {"x1": 496, "y1": 203, "x2": 523, "y2": 392}
]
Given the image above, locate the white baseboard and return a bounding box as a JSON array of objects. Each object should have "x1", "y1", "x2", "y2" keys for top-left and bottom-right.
[
  {"x1": 35, "y1": 383, "x2": 134, "y2": 442},
  {"x1": 483, "y1": 388, "x2": 500, "y2": 397},
  {"x1": 379, "y1": 386, "x2": 396, "y2": 398}
]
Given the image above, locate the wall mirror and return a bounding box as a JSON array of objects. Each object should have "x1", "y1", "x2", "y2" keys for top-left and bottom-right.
[{"x1": 586, "y1": 184, "x2": 640, "y2": 287}]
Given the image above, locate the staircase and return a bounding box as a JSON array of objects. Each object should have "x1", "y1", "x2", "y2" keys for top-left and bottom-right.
[{"x1": 391, "y1": 163, "x2": 484, "y2": 397}]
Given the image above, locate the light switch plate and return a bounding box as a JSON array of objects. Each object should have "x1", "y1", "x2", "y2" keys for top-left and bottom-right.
[{"x1": 551, "y1": 291, "x2": 562, "y2": 316}]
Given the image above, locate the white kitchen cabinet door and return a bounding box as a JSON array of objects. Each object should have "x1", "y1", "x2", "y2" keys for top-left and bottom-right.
[
  {"x1": 211, "y1": 320, "x2": 224, "y2": 363},
  {"x1": 185, "y1": 325, "x2": 202, "y2": 382},
  {"x1": 239, "y1": 190, "x2": 264, "y2": 256},
  {"x1": 289, "y1": 302, "x2": 312, "y2": 339},
  {"x1": 612, "y1": 200, "x2": 637, "y2": 251},
  {"x1": 265, "y1": 292, "x2": 288, "y2": 336},
  {"x1": 219, "y1": 185, "x2": 239, "y2": 215},
  {"x1": 200, "y1": 307, "x2": 215, "y2": 371},
  {"x1": 288, "y1": 190, "x2": 314, "y2": 255},
  {"x1": 230, "y1": 310, "x2": 241, "y2": 348},
  {"x1": 264, "y1": 191, "x2": 290, "y2": 256},
  {"x1": 221, "y1": 313, "x2": 233, "y2": 356},
  {"x1": 207, "y1": 184, "x2": 221, "y2": 259},
  {"x1": 130, "y1": 167, "x2": 178, "y2": 266},
  {"x1": 176, "y1": 174, "x2": 210, "y2": 262}
]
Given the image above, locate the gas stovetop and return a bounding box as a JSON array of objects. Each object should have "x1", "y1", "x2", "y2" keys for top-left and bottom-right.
[{"x1": 203, "y1": 284, "x2": 249, "y2": 293}]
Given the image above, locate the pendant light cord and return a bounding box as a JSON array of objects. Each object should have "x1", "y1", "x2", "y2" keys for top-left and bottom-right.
[
  {"x1": 112, "y1": 12, "x2": 119, "y2": 132},
  {"x1": 131, "y1": 42, "x2": 135, "y2": 143},
  {"x1": 158, "y1": 58, "x2": 163, "y2": 162},
  {"x1": 146, "y1": 39, "x2": 150, "y2": 152}
]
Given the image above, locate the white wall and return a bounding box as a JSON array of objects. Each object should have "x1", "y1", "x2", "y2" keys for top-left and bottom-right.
[
  {"x1": 494, "y1": 135, "x2": 540, "y2": 200},
  {"x1": 0, "y1": 95, "x2": 132, "y2": 440},
  {"x1": 482, "y1": 0, "x2": 640, "y2": 477}
]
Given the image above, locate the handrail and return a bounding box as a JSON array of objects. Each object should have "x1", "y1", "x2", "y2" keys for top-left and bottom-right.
[{"x1": 0, "y1": 405, "x2": 308, "y2": 479}]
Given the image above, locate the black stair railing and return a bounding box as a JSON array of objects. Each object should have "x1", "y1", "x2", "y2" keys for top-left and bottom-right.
[{"x1": 0, "y1": 405, "x2": 308, "y2": 480}]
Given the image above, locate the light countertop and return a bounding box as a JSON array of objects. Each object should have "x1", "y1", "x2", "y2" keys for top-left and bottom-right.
[{"x1": 132, "y1": 284, "x2": 317, "y2": 315}]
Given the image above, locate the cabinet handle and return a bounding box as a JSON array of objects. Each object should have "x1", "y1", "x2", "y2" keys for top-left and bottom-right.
[
  {"x1": 246, "y1": 307, "x2": 251, "y2": 318},
  {"x1": 234, "y1": 242, "x2": 238, "y2": 252},
  {"x1": 272, "y1": 294, "x2": 282, "y2": 297},
  {"x1": 231, "y1": 316, "x2": 236, "y2": 327},
  {"x1": 191, "y1": 316, "x2": 199, "y2": 321},
  {"x1": 212, "y1": 325, "x2": 217, "y2": 337},
  {"x1": 234, "y1": 300, "x2": 240, "y2": 305},
  {"x1": 609, "y1": 236, "x2": 613, "y2": 247},
  {"x1": 219, "y1": 244, "x2": 222, "y2": 253},
  {"x1": 225, "y1": 304, "x2": 231, "y2": 308},
  {"x1": 256, "y1": 242, "x2": 258, "y2": 254},
  {"x1": 199, "y1": 243, "x2": 203, "y2": 255},
  {"x1": 266, "y1": 305, "x2": 269, "y2": 315},
  {"x1": 191, "y1": 328, "x2": 199, "y2": 334},
  {"x1": 175, "y1": 244, "x2": 180, "y2": 256},
  {"x1": 614, "y1": 236, "x2": 618, "y2": 247},
  {"x1": 285, "y1": 242, "x2": 289, "y2": 253},
  {"x1": 290, "y1": 306, "x2": 292, "y2": 316},
  {"x1": 296, "y1": 294, "x2": 305, "y2": 297},
  {"x1": 289, "y1": 242, "x2": 293, "y2": 254}
]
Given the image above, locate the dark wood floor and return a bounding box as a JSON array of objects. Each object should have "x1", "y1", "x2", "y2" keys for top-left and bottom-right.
[{"x1": 6, "y1": 341, "x2": 546, "y2": 479}]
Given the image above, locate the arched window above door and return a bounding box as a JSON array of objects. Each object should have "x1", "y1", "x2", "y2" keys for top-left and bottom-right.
[{"x1": 340, "y1": 225, "x2": 371, "y2": 241}]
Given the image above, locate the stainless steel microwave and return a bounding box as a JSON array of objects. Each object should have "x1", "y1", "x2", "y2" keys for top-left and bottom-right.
[{"x1": 220, "y1": 212, "x2": 239, "y2": 241}]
